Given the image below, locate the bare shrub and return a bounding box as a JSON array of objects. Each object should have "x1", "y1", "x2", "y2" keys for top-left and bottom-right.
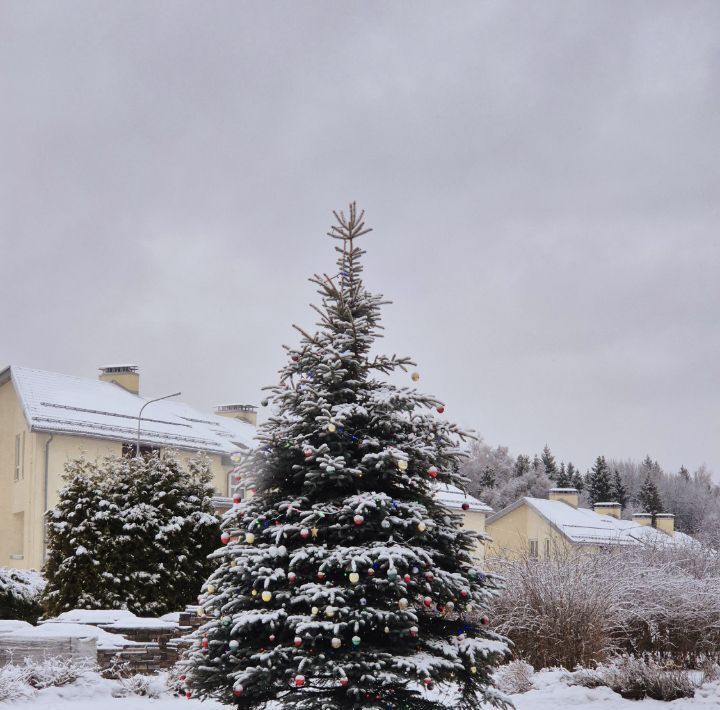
[
  {"x1": 489, "y1": 542, "x2": 720, "y2": 668},
  {"x1": 494, "y1": 660, "x2": 534, "y2": 694},
  {"x1": 567, "y1": 656, "x2": 696, "y2": 701},
  {"x1": 22, "y1": 656, "x2": 95, "y2": 689},
  {"x1": 488, "y1": 550, "x2": 624, "y2": 668}
]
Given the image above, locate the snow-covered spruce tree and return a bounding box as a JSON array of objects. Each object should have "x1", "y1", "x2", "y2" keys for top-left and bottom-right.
[
  {"x1": 42, "y1": 452, "x2": 219, "y2": 617},
  {"x1": 184, "y1": 204, "x2": 510, "y2": 709}
]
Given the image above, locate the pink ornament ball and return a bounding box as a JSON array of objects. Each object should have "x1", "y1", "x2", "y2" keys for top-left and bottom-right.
[
  {"x1": 295, "y1": 674, "x2": 305, "y2": 687},
  {"x1": 354, "y1": 514, "x2": 364, "y2": 526},
  {"x1": 220, "y1": 532, "x2": 231, "y2": 545}
]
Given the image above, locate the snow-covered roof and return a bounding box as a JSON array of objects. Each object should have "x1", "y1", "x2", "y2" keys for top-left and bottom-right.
[
  {"x1": 488, "y1": 496, "x2": 694, "y2": 547},
  {"x1": 1, "y1": 366, "x2": 256, "y2": 455},
  {"x1": 434, "y1": 483, "x2": 492, "y2": 513}
]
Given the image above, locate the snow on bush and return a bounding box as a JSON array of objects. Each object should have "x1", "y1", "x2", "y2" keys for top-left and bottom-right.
[
  {"x1": 495, "y1": 660, "x2": 535, "y2": 694},
  {"x1": 0, "y1": 657, "x2": 95, "y2": 701},
  {"x1": 489, "y1": 542, "x2": 720, "y2": 669},
  {"x1": 566, "y1": 656, "x2": 696, "y2": 701},
  {"x1": 0, "y1": 568, "x2": 45, "y2": 623}
]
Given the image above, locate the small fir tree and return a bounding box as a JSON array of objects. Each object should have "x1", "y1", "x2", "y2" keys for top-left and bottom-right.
[
  {"x1": 612, "y1": 470, "x2": 628, "y2": 510},
  {"x1": 587, "y1": 456, "x2": 613, "y2": 505},
  {"x1": 567, "y1": 462, "x2": 583, "y2": 492},
  {"x1": 541, "y1": 446, "x2": 557, "y2": 480},
  {"x1": 514, "y1": 455, "x2": 530, "y2": 478},
  {"x1": 679, "y1": 465, "x2": 690, "y2": 482},
  {"x1": 639, "y1": 474, "x2": 664, "y2": 526},
  {"x1": 43, "y1": 452, "x2": 218, "y2": 617},
  {"x1": 555, "y1": 462, "x2": 570, "y2": 487},
  {"x1": 183, "y1": 205, "x2": 510, "y2": 709}
]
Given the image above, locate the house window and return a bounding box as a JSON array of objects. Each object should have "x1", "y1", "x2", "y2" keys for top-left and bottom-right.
[
  {"x1": 529, "y1": 539, "x2": 539, "y2": 558},
  {"x1": 122, "y1": 442, "x2": 157, "y2": 458},
  {"x1": 14, "y1": 434, "x2": 22, "y2": 481},
  {"x1": 545, "y1": 538, "x2": 551, "y2": 558}
]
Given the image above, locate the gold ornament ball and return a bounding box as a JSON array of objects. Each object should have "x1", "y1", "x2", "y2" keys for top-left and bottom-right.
[
  {"x1": 245, "y1": 533, "x2": 255, "y2": 544},
  {"x1": 261, "y1": 591, "x2": 272, "y2": 602},
  {"x1": 197, "y1": 607, "x2": 205, "y2": 617},
  {"x1": 417, "y1": 522, "x2": 427, "y2": 532},
  {"x1": 398, "y1": 597, "x2": 408, "y2": 610},
  {"x1": 207, "y1": 585, "x2": 215, "y2": 594},
  {"x1": 470, "y1": 666, "x2": 477, "y2": 674},
  {"x1": 325, "y1": 606, "x2": 336, "y2": 617},
  {"x1": 397, "y1": 460, "x2": 408, "y2": 471},
  {"x1": 349, "y1": 572, "x2": 360, "y2": 584},
  {"x1": 311, "y1": 606, "x2": 319, "y2": 616},
  {"x1": 251, "y1": 590, "x2": 257, "y2": 596},
  {"x1": 327, "y1": 422, "x2": 337, "y2": 433},
  {"x1": 411, "y1": 372, "x2": 420, "y2": 382}
]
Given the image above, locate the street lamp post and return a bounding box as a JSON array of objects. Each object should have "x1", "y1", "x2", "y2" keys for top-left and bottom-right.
[{"x1": 136, "y1": 391, "x2": 182, "y2": 456}]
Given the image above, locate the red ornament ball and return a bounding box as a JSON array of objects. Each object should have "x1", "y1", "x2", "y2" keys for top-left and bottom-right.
[
  {"x1": 300, "y1": 528, "x2": 310, "y2": 539},
  {"x1": 288, "y1": 572, "x2": 297, "y2": 584},
  {"x1": 436, "y1": 406, "x2": 445, "y2": 414},
  {"x1": 317, "y1": 571, "x2": 326, "y2": 580},
  {"x1": 403, "y1": 573, "x2": 411, "y2": 582},
  {"x1": 353, "y1": 514, "x2": 364, "y2": 526},
  {"x1": 295, "y1": 675, "x2": 305, "y2": 687},
  {"x1": 423, "y1": 677, "x2": 433, "y2": 686},
  {"x1": 303, "y1": 449, "x2": 313, "y2": 458},
  {"x1": 232, "y1": 495, "x2": 241, "y2": 504},
  {"x1": 367, "y1": 568, "x2": 375, "y2": 577},
  {"x1": 185, "y1": 690, "x2": 192, "y2": 699},
  {"x1": 233, "y1": 686, "x2": 244, "y2": 697},
  {"x1": 425, "y1": 572, "x2": 434, "y2": 582},
  {"x1": 339, "y1": 678, "x2": 349, "y2": 687},
  {"x1": 427, "y1": 466, "x2": 438, "y2": 479},
  {"x1": 220, "y1": 532, "x2": 231, "y2": 545},
  {"x1": 461, "y1": 502, "x2": 470, "y2": 511},
  {"x1": 423, "y1": 596, "x2": 432, "y2": 607},
  {"x1": 480, "y1": 615, "x2": 490, "y2": 626},
  {"x1": 294, "y1": 636, "x2": 302, "y2": 647},
  {"x1": 291, "y1": 354, "x2": 300, "y2": 362},
  {"x1": 460, "y1": 589, "x2": 469, "y2": 598}
]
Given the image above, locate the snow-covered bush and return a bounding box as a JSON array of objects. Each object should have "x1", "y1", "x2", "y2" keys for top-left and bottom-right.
[
  {"x1": 0, "y1": 657, "x2": 95, "y2": 701},
  {"x1": 42, "y1": 452, "x2": 219, "y2": 617},
  {"x1": 0, "y1": 662, "x2": 35, "y2": 702},
  {"x1": 489, "y1": 543, "x2": 720, "y2": 668},
  {"x1": 0, "y1": 568, "x2": 45, "y2": 623},
  {"x1": 494, "y1": 660, "x2": 534, "y2": 694},
  {"x1": 567, "y1": 656, "x2": 696, "y2": 701}
]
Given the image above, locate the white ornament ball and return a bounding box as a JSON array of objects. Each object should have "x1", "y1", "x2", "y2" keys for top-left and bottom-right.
[
  {"x1": 245, "y1": 533, "x2": 255, "y2": 544},
  {"x1": 331, "y1": 637, "x2": 341, "y2": 648},
  {"x1": 349, "y1": 572, "x2": 360, "y2": 584},
  {"x1": 398, "y1": 597, "x2": 408, "y2": 610}
]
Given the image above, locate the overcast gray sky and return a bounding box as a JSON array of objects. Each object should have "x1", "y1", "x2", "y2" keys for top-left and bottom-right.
[{"x1": 1, "y1": 2, "x2": 719, "y2": 475}]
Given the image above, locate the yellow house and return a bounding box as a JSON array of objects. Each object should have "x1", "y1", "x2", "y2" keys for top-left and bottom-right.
[
  {"x1": 486, "y1": 487, "x2": 689, "y2": 559},
  {"x1": 0, "y1": 365, "x2": 256, "y2": 571},
  {"x1": 435, "y1": 483, "x2": 493, "y2": 562}
]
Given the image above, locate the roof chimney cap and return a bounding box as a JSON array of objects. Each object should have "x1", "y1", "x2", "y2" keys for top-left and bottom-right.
[
  {"x1": 550, "y1": 487, "x2": 579, "y2": 493},
  {"x1": 99, "y1": 365, "x2": 139, "y2": 374},
  {"x1": 215, "y1": 404, "x2": 257, "y2": 413}
]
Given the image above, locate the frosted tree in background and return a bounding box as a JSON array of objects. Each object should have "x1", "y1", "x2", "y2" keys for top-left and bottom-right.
[{"x1": 183, "y1": 205, "x2": 510, "y2": 709}]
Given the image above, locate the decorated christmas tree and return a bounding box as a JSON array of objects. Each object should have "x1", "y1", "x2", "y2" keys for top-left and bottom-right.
[{"x1": 183, "y1": 204, "x2": 510, "y2": 709}]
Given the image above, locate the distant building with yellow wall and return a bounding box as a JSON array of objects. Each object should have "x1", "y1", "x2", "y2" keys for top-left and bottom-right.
[
  {"x1": 486, "y1": 487, "x2": 690, "y2": 559},
  {"x1": 0, "y1": 365, "x2": 256, "y2": 571}
]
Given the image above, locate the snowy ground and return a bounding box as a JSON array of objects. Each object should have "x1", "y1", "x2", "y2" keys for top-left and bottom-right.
[{"x1": 2, "y1": 669, "x2": 720, "y2": 708}]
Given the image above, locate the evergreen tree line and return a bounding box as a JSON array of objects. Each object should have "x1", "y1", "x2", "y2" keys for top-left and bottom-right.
[{"x1": 462, "y1": 441, "x2": 719, "y2": 535}]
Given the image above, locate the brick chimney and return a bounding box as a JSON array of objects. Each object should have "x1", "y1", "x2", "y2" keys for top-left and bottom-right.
[
  {"x1": 655, "y1": 513, "x2": 675, "y2": 536},
  {"x1": 593, "y1": 502, "x2": 622, "y2": 519},
  {"x1": 215, "y1": 404, "x2": 257, "y2": 426},
  {"x1": 549, "y1": 487, "x2": 579, "y2": 508},
  {"x1": 99, "y1": 365, "x2": 139, "y2": 395}
]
